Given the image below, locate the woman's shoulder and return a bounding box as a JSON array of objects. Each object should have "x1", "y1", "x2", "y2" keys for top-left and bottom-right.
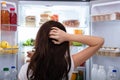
[
  {"x1": 18, "y1": 63, "x2": 29, "y2": 80},
  {"x1": 22, "y1": 62, "x2": 29, "y2": 68},
  {"x1": 20, "y1": 62, "x2": 29, "y2": 72}
]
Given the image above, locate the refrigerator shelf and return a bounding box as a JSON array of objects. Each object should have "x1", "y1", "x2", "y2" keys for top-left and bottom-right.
[
  {"x1": 96, "y1": 47, "x2": 120, "y2": 57},
  {"x1": 1, "y1": 24, "x2": 18, "y2": 31},
  {"x1": 0, "y1": 48, "x2": 18, "y2": 54},
  {"x1": 92, "y1": 12, "x2": 120, "y2": 22},
  {"x1": 96, "y1": 51, "x2": 120, "y2": 57},
  {"x1": 75, "y1": 66, "x2": 86, "y2": 71},
  {"x1": 1, "y1": 24, "x2": 19, "y2": 27}
]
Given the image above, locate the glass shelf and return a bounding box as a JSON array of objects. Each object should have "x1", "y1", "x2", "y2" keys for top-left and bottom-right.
[
  {"x1": 75, "y1": 66, "x2": 86, "y2": 71},
  {"x1": 92, "y1": 19, "x2": 120, "y2": 23},
  {"x1": 96, "y1": 47, "x2": 120, "y2": 57},
  {"x1": 0, "y1": 48, "x2": 18, "y2": 54},
  {"x1": 96, "y1": 51, "x2": 120, "y2": 57},
  {"x1": 1, "y1": 24, "x2": 18, "y2": 31},
  {"x1": 1, "y1": 24, "x2": 19, "y2": 26}
]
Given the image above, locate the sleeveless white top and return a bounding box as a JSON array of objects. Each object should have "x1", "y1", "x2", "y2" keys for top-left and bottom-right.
[{"x1": 18, "y1": 56, "x2": 74, "y2": 80}]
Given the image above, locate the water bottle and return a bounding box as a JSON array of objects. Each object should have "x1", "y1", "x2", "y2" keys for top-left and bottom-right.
[
  {"x1": 107, "y1": 66, "x2": 114, "y2": 80},
  {"x1": 3, "y1": 68, "x2": 10, "y2": 80},
  {"x1": 10, "y1": 66, "x2": 17, "y2": 80},
  {"x1": 97, "y1": 65, "x2": 107, "y2": 80},
  {"x1": 108, "y1": 70, "x2": 118, "y2": 80},
  {"x1": 91, "y1": 64, "x2": 98, "y2": 80},
  {"x1": 0, "y1": 69, "x2": 3, "y2": 80}
]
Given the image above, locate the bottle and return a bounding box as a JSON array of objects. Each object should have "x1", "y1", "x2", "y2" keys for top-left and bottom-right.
[
  {"x1": 91, "y1": 64, "x2": 98, "y2": 80},
  {"x1": 0, "y1": 69, "x2": 3, "y2": 80},
  {"x1": 10, "y1": 8, "x2": 17, "y2": 31},
  {"x1": 107, "y1": 66, "x2": 114, "y2": 80},
  {"x1": 108, "y1": 70, "x2": 118, "y2": 80},
  {"x1": 71, "y1": 71, "x2": 77, "y2": 80},
  {"x1": 10, "y1": 66, "x2": 17, "y2": 80},
  {"x1": 97, "y1": 65, "x2": 107, "y2": 80},
  {"x1": 1, "y1": 1, "x2": 10, "y2": 31},
  {"x1": 76, "y1": 71, "x2": 83, "y2": 80},
  {"x1": 3, "y1": 68, "x2": 10, "y2": 80}
]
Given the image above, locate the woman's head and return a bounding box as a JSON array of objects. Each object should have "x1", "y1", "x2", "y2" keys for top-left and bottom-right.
[{"x1": 27, "y1": 20, "x2": 71, "y2": 80}]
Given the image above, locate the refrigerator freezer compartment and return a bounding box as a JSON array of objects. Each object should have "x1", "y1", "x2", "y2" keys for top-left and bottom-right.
[{"x1": 92, "y1": 12, "x2": 120, "y2": 22}]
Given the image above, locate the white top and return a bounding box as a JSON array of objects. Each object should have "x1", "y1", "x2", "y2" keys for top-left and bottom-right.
[{"x1": 18, "y1": 56, "x2": 75, "y2": 80}]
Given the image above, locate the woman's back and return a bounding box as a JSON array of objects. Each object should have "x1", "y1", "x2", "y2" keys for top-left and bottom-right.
[{"x1": 18, "y1": 20, "x2": 104, "y2": 80}]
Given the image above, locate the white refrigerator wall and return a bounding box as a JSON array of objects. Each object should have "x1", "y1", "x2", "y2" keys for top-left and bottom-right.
[{"x1": 90, "y1": 0, "x2": 120, "y2": 80}]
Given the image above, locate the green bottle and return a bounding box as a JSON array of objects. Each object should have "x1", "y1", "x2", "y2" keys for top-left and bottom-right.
[{"x1": 76, "y1": 71, "x2": 83, "y2": 80}]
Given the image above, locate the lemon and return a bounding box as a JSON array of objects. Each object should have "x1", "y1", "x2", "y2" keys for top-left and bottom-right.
[
  {"x1": 12, "y1": 45, "x2": 19, "y2": 54},
  {"x1": 1, "y1": 41, "x2": 9, "y2": 48}
]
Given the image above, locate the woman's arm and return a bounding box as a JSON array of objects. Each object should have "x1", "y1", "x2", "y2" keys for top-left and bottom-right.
[
  {"x1": 69, "y1": 34, "x2": 104, "y2": 68},
  {"x1": 49, "y1": 27, "x2": 104, "y2": 68}
]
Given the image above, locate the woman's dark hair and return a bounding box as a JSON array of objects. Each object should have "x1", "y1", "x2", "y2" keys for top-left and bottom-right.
[{"x1": 27, "y1": 20, "x2": 71, "y2": 80}]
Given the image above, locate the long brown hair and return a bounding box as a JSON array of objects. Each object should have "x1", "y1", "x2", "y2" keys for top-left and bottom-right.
[{"x1": 27, "y1": 20, "x2": 71, "y2": 80}]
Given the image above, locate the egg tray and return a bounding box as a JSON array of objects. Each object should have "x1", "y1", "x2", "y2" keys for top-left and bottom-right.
[{"x1": 96, "y1": 51, "x2": 120, "y2": 57}]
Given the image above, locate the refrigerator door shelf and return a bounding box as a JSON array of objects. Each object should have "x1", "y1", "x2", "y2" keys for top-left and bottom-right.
[{"x1": 75, "y1": 66, "x2": 86, "y2": 71}]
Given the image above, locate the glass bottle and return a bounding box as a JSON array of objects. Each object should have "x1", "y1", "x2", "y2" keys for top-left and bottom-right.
[{"x1": 76, "y1": 71, "x2": 83, "y2": 80}]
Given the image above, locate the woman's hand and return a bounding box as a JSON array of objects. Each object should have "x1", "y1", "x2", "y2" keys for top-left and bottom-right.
[{"x1": 49, "y1": 27, "x2": 68, "y2": 44}]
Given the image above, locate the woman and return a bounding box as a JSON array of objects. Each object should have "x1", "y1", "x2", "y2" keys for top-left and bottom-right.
[{"x1": 18, "y1": 20, "x2": 104, "y2": 80}]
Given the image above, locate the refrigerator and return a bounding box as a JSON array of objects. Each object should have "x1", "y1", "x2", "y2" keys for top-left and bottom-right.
[
  {"x1": 90, "y1": 0, "x2": 120, "y2": 80},
  {"x1": 0, "y1": 0, "x2": 120, "y2": 80},
  {"x1": 17, "y1": 1, "x2": 90, "y2": 80},
  {"x1": 0, "y1": 0, "x2": 18, "y2": 79}
]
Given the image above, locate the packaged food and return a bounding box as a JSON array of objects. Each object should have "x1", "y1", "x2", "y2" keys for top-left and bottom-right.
[
  {"x1": 62, "y1": 20, "x2": 80, "y2": 27},
  {"x1": 50, "y1": 14, "x2": 59, "y2": 21},
  {"x1": 25, "y1": 16, "x2": 36, "y2": 27}
]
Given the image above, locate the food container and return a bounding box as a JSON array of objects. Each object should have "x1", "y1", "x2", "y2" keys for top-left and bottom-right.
[
  {"x1": 62, "y1": 20, "x2": 80, "y2": 27},
  {"x1": 25, "y1": 16, "x2": 36, "y2": 27}
]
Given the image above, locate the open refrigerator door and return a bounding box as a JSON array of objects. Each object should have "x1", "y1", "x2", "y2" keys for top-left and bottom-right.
[
  {"x1": 0, "y1": 0, "x2": 18, "y2": 80},
  {"x1": 17, "y1": 1, "x2": 90, "y2": 80},
  {"x1": 89, "y1": 0, "x2": 120, "y2": 80}
]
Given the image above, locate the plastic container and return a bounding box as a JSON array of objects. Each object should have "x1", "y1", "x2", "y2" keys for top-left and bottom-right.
[
  {"x1": 3, "y1": 68, "x2": 10, "y2": 80},
  {"x1": 10, "y1": 66, "x2": 17, "y2": 80},
  {"x1": 1, "y1": 1, "x2": 10, "y2": 31},
  {"x1": 10, "y1": 8, "x2": 17, "y2": 31},
  {"x1": 91, "y1": 64, "x2": 98, "y2": 80}
]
